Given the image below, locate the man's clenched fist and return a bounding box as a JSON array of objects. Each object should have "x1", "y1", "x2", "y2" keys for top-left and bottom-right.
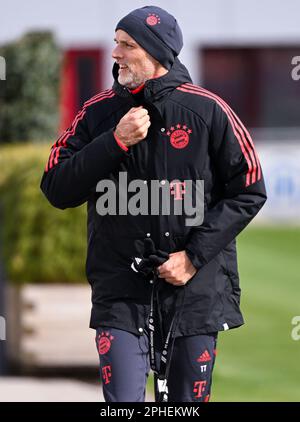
[
  {"x1": 114, "y1": 106, "x2": 151, "y2": 147},
  {"x1": 157, "y1": 251, "x2": 197, "y2": 286}
]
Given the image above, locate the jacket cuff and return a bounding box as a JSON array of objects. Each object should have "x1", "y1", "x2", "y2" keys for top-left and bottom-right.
[
  {"x1": 102, "y1": 129, "x2": 131, "y2": 159},
  {"x1": 113, "y1": 131, "x2": 129, "y2": 152},
  {"x1": 185, "y1": 247, "x2": 203, "y2": 270}
]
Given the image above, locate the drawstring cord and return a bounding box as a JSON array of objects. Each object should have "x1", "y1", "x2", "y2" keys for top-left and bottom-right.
[{"x1": 149, "y1": 270, "x2": 186, "y2": 402}]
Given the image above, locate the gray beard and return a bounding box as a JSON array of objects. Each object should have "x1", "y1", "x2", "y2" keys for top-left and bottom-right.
[
  {"x1": 118, "y1": 74, "x2": 144, "y2": 89},
  {"x1": 118, "y1": 66, "x2": 151, "y2": 89}
]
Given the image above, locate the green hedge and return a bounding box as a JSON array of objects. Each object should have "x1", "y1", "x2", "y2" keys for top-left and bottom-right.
[
  {"x1": 0, "y1": 144, "x2": 87, "y2": 284},
  {"x1": 0, "y1": 31, "x2": 61, "y2": 143}
]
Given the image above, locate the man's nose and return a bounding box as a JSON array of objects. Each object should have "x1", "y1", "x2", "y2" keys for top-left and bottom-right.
[{"x1": 112, "y1": 45, "x2": 123, "y2": 60}]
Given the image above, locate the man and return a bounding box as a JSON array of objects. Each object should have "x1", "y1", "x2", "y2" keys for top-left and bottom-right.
[{"x1": 40, "y1": 6, "x2": 267, "y2": 402}]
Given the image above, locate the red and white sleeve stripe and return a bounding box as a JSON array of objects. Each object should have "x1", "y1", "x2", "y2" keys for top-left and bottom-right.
[
  {"x1": 177, "y1": 83, "x2": 261, "y2": 187},
  {"x1": 45, "y1": 89, "x2": 115, "y2": 172}
]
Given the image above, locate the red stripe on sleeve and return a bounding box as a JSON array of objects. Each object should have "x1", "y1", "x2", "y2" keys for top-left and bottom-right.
[
  {"x1": 46, "y1": 90, "x2": 116, "y2": 171},
  {"x1": 177, "y1": 84, "x2": 261, "y2": 186}
]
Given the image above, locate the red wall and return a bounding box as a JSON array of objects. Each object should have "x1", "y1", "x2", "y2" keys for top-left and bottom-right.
[{"x1": 59, "y1": 49, "x2": 103, "y2": 132}]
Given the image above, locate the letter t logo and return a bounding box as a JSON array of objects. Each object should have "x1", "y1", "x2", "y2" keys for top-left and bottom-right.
[{"x1": 193, "y1": 380, "x2": 207, "y2": 398}]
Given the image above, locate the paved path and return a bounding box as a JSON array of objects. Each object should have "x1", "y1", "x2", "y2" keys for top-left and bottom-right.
[
  {"x1": 0, "y1": 376, "x2": 154, "y2": 402},
  {"x1": 0, "y1": 377, "x2": 103, "y2": 402}
]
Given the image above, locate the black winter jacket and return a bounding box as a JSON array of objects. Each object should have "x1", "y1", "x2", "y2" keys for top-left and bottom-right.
[{"x1": 41, "y1": 58, "x2": 267, "y2": 336}]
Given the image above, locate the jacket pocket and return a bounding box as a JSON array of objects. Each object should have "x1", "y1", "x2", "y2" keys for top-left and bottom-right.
[
  {"x1": 171, "y1": 235, "x2": 186, "y2": 252},
  {"x1": 220, "y1": 250, "x2": 241, "y2": 305},
  {"x1": 85, "y1": 228, "x2": 97, "y2": 283}
]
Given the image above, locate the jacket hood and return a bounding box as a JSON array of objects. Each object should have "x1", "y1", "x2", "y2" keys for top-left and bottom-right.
[{"x1": 112, "y1": 58, "x2": 193, "y2": 102}]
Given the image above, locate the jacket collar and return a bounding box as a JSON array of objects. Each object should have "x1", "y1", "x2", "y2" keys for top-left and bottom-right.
[{"x1": 112, "y1": 58, "x2": 193, "y2": 103}]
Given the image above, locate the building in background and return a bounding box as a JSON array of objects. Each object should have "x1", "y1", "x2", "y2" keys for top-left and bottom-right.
[{"x1": 59, "y1": 48, "x2": 104, "y2": 132}]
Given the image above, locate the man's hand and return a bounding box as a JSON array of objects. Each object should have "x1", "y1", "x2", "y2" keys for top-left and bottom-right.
[
  {"x1": 115, "y1": 106, "x2": 151, "y2": 147},
  {"x1": 157, "y1": 251, "x2": 197, "y2": 286}
]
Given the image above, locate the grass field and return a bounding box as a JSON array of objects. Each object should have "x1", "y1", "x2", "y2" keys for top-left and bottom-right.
[
  {"x1": 212, "y1": 226, "x2": 300, "y2": 401},
  {"x1": 147, "y1": 226, "x2": 300, "y2": 401}
]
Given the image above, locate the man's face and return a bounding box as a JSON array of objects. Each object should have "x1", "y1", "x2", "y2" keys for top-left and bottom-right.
[{"x1": 112, "y1": 29, "x2": 159, "y2": 89}]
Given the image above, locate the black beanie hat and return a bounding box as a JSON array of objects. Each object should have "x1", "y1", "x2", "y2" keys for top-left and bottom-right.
[{"x1": 115, "y1": 6, "x2": 183, "y2": 70}]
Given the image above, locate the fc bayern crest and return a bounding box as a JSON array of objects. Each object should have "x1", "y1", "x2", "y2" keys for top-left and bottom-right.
[
  {"x1": 98, "y1": 331, "x2": 114, "y2": 355},
  {"x1": 146, "y1": 13, "x2": 161, "y2": 26},
  {"x1": 166, "y1": 124, "x2": 192, "y2": 149}
]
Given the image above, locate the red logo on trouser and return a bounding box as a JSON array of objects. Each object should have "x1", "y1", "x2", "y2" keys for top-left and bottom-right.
[
  {"x1": 197, "y1": 349, "x2": 211, "y2": 362},
  {"x1": 98, "y1": 331, "x2": 114, "y2": 355},
  {"x1": 102, "y1": 365, "x2": 112, "y2": 384},
  {"x1": 193, "y1": 380, "x2": 207, "y2": 398}
]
